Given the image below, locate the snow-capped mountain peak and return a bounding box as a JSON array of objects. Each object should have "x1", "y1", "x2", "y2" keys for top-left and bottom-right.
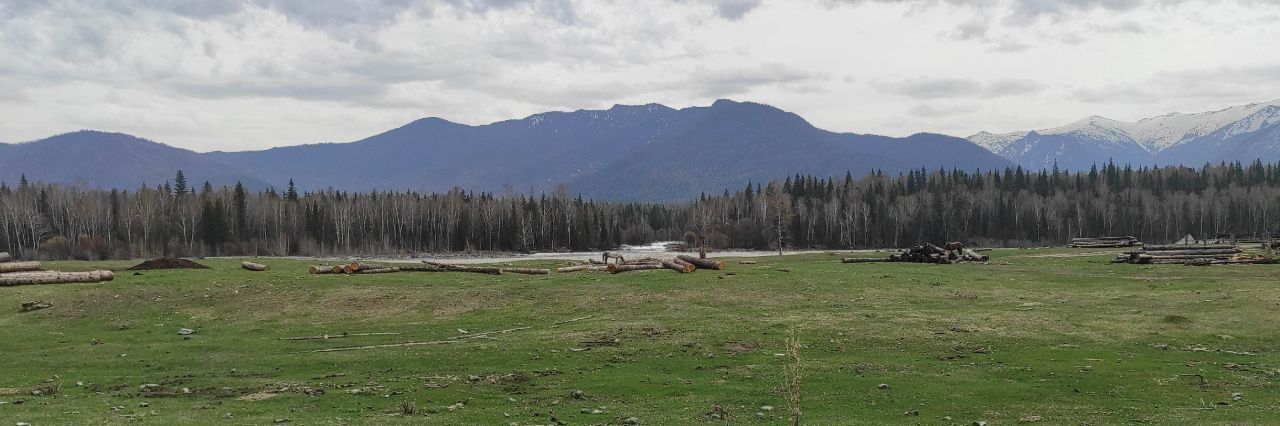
[{"x1": 966, "y1": 99, "x2": 1280, "y2": 170}]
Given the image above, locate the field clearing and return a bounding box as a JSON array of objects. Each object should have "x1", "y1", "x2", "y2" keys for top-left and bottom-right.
[{"x1": 2, "y1": 249, "x2": 1278, "y2": 424}]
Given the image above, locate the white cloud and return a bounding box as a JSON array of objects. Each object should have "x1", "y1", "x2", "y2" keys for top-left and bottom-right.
[{"x1": 0, "y1": 0, "x2": 1279, "y2": 150}]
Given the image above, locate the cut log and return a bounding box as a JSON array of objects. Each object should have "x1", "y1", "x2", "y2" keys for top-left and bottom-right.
[
  {"x1": 308, "y1": 265, "x2": 344, "y2": 274},
  {"x1": 738, "y1": 260, "x2": 758, "y2": 264},
  {"x1": 354, "y1": 267, "x2": 400, "y2": 274},
  {"x1": 1122, "y1": 248, "x2": 1240, "y2": 256},
  {"x1": 503, "y1": 267, "x2": 550, "y2": 275},
  {"x1": 672, "y1": 258, "x2": 696, "y2": 270},
  {"x1": 556, "y1": 265, "x2": 608, "y2": 273},
  {"x1": 0, "y1": 252, "x2": 11, "y2": 262},
  {"x1": 0, "y1": 261, "x2": 42, "y2": 273},
  {"x1": 241, "y1": 261, "x2": 270, "y2": 271},
  {"x1": 1142, "y1": 244, "x2": 1239, "y2": 251},
  {"x1": 607, "y1": 263, "x2": 663, "y2": 273},
  {"x1": 676, "y1": 255, "x2": 725, "y2": 270},
  {"x1": 418, "y1": 262, "x2": 502, "y2": 275},
  {"x1": 842, "y1": 257, "x2": 889, "y2": 263},
  {"x1": 0, "y1": 270, "x2": 114, "y2": 286},
  {"x1": 961, "y1": 249, "x2": 990, "y2": 262},
  {"x1": 661, "y1": 260, "x2": 695, "y2": 273}
]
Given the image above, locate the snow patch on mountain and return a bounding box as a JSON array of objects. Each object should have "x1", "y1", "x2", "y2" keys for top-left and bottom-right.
[{"x1": 970, "y1": 99, "x2": 1280, "y2": 157}]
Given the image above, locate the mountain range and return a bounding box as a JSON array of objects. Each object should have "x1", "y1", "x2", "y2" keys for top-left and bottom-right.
[
  {"x1": 0, "y1": 100, "x2": 1011, "y2": 201},
  {"x1": 969, "y1": 100, "x2": 1280, "y2": 170}
]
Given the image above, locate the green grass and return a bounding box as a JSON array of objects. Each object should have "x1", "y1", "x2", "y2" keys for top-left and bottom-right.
[{"x1": 2, "y1": 249, "x2": 1278, "y2": 424}]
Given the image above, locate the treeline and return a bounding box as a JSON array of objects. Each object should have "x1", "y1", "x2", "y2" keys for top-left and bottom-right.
[{"x1": 1, "y1": 162, "x2": 1278, "y2": 260}]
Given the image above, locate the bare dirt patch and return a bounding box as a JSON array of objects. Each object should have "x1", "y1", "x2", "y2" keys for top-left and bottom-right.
[{"x1": 127, "y1": 258, "x2": 211, "y2": 270}]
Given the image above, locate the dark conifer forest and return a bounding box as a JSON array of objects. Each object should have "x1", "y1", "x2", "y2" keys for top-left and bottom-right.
[{"x1": 2, "y1": 161, "x2": 1278, "y2": 260}]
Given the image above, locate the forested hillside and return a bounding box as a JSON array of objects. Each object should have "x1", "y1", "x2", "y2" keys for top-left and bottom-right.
[{"x1": 2, "y1": 161, "x2": 1278, "y2": 260}]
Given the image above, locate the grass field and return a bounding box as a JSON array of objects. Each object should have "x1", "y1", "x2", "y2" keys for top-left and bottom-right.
[{"x1": 2, "y1": 249, "x2": 1278, "y2": 425}]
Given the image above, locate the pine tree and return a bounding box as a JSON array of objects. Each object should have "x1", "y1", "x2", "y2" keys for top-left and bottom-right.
[
  {"x1": 285, "y1": 179, "x2": 299, "y2": 202},
  {"x1": 174, "y1": 170, "x2": 189, "y2": 196},
  {"x1": 233, "y1": 182, "x2": 248, "y2": 237}
]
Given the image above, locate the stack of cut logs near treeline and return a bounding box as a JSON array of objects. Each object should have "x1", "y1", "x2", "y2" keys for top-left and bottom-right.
[
  {"x1": 0, "y1": 252, "x2": 115, "y2": 287},
  {"x1": 841, "y1": 242, "x2": 990, "y2": 264},
  {"x1": 303, "y1": 251, "x2": 729, "y2": 276},
  {"x1": 1111, "y1": 244, "x2": 1278, "y2": 266},
  {"x1": 1068, "y1": 236, "x2": 1141, "y2": 248}
]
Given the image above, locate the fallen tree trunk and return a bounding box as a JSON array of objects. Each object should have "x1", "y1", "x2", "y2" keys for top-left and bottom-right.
[
  {"x1": 308, "y1": 265, "x2": 345, "y2": 274},
  {"x1": 672, "y1": 258, "x2": 696, "y2": 270},
  {"x1": 738, "y1": 260, "x2": 758, "y2": 264},
  {"x1": 1142, "y1": 244, "x2": 1239, "y2": 251},
  {"x1": 842, "y1": 257, "x2": 889, "y2": 263},
  {"x1": 0, "y1": 270, "x2": 114, "y2": 286},
  {"x1": 661, "y1": 260, "x2": 695, "y2": 273},
  {"x1": 419, "y1": 261, "x2": 502, "y2": 275},
  {"x1": 555, "y1": 265, "x2": 608, "y2": 273},
  {"x1": 676, "y1": 255, "x2": 725, "y2": 270},
  {"x1": 1122, "y1": 248, "x2": 1241, "y2": 256},
  {"x1": 241, "y1": 261, "x2": 270, "y2": 271},
  {"x1": 0, "y1": 252, "x2": 10, "y2": 262},
  {"x1": 354, "y1": 267, "x2": 400, "y2": 274},
  {"x1": 0, "y1": 261, "x2": 42, "y2": 273},
  {"x1": 503, "y1": 267, "x2": 550, "y2": 275},
  {"x1": 961, "y1": 249, "x2": 990, "y2": 262},
  {"x1": 607, "y1": 263, "x2": 663, "y2": 273}
]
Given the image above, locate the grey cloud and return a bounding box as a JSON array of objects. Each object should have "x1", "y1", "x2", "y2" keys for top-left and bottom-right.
[
  {"x1": 882, "y1": 77, "x2": 1047, "y2": 99},
  {"x1": 1072, "y1": 64, "x2": 1280, "y2": 104},
  {"x1": 907, "y1": 103, "x2": 980, "y2": 117},
  {"x1": 710, "y1": 0, "x2": 764, "y2": 20},
  {"x1": 689, "y1": 64, "x2": 819, "y2": 97}
]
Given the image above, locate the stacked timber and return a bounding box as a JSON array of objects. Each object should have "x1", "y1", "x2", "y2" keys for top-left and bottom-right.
[
  {"x1": 1069, "y1": 236, "x2": 1140, "y2": 248},
  {"x1": 843, "y1": 243, "x2": 989, "y2": 264},
  {"x1": 309, "y1": 262, "x2": 401, "y2": 274},
  {"x1": 1112, "y1": 245, "x2": 1275, "y2": 265},
  {"x1": 0, "y1": 253, "x2": 114, "y2": 287}
]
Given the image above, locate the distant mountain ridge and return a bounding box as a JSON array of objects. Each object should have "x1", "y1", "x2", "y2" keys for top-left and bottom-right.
[
  {"x1": 0, "y1": 99, "x2": 1012, "y2": 201},
  {"x1": 969, "y1": 100, "x2": 1280, "y2": 170}
]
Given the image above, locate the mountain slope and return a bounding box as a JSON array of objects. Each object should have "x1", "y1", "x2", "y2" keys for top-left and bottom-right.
[
  {"x1": 2, "y1": 100, "x2": 1012, "y2": 200},
  {"x1": 970, "y1": 100, "x2": 1280, "y2": 169},
  {"x1": 573, "y1": 101, "x2": 1011, "y2": 200},
  {"x1": 0, "y1": 131, "x2": 264, "y2": 189}
]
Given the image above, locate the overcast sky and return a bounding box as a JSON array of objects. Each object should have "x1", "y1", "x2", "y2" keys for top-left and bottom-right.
[{"x1": 1, "y1": 0, "x2": 1278, "y2": 152}]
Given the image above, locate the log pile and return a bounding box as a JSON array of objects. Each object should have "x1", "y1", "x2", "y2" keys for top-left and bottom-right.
[
  {"x1": 1112, "y1": 245, "x2": 1275, "y2": 265},
  {"x1": 843, "y1": 242, "x2": 989, "y2": 264},
  {"x1": 0, "y1": 254, "x2": 115, "y2": 287},
  {"x1": 1069, "y1": 236, "x2": 1140, "y2": 248}
]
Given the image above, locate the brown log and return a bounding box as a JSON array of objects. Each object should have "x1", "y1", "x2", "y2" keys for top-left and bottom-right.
[
  {"x1": 1123, "y1": 248, "x2": 1240, "y2": 256},
  {"x1": 961, "y1": 249, "x2": 990, "y2": 262},
  {"x1": 503, "y1": 267, "x2": 550, "y2": 275},
  {"x1": 738, "y1": 260, "x2": 758, "y2": 264},
  {"x1": 241, "y1": 261, "x2": 270, "y2": 271},
  {"x1": 1142, "y1": 244, "x2": 1237, "y2": 251},
  {"x1": 661, "y1": 260, "x2": 694, "y2": 273},
  {"x1": 672, "y1": 258, "x2": 696, "y2": 270},
  {"x1": 354, "y1": 267, "x2": 400, "y2": 274},
  {"x1": 417, "y1": 262, "x2": 503, "y2": 275},
  {"x1": 396, "y1": 265, "x2": 447, "y2": 272},
  {"x1": 556, "y1": 265, "x2": 608, "y2": 273},
  {"x1": 676, "y1": 255, "x2": 725, "y2": 270},
  {"x1": 0, "y1": 270, "x2": 114, "y2": 286},
  {"x1": 0, "y1": 261, "x2": 42, "y2": 273},
  {"x1": 308, "y1": 265, "x2": 343, "y2": 274},
  {"x1": 842, "y1": 257, "x2": 889, "y2": 263},
  {"x1": 0, "y1": 252, "x2": 11, "y2": 262},
  {"x1": 607, "y1": 263, "x2": 663, "y2": 273}
]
